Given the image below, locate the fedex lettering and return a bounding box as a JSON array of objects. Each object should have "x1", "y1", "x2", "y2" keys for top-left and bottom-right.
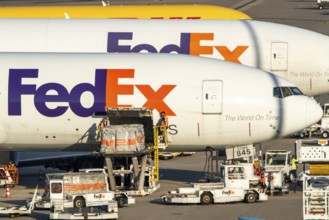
[
  {"x1": 94, "y1": 194, "x2": 105, "y2": 199},
  {"x1": 8, "y1": 69, "x2": 176, "y2": 117},
  {"x1": 107, "y1": 32, "x2": 248, "y2": 64}
]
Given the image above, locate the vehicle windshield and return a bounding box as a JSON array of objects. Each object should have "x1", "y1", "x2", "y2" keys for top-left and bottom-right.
[
  {"x1": 266, "y1": 154, "x2": 286, "y2": 166},
  {"x1": 227, "y1": 167, "x2": 245, "y2": 179}
]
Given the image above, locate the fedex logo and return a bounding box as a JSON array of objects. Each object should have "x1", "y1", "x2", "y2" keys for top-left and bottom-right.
[
  {"x1": 107, "y1": 32, "x2": 248, "y2": 64},
  {"x1": 94, "y1": 194, "x2": 105, "y2": 199},
  {"x1": 8, "y1": 69, "x2": 176, "y2": 117}
]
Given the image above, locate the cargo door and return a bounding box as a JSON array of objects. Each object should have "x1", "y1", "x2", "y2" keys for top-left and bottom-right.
[
  {"x1": 271, "y1": 42, "x2": 288, "y2": 71},
  {"x1": 202, "y1": 80, "x2": 222, "y2": 114}
]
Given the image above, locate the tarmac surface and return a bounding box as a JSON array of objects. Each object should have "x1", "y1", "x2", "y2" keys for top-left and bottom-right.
[
  {"x1": 0, "y1": 138, "x2": 302, "y2": 220},
  {"x1": 0, "y1": 138, "x2": 305, "y2": 220},
  {"x1": 0, "y1": 0, "x2": 328, "y2": 219}
]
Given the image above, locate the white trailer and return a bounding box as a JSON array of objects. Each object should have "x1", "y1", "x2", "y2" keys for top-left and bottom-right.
[{"x1": 161, "y1": 164, "x2": 267, "y2": 204}]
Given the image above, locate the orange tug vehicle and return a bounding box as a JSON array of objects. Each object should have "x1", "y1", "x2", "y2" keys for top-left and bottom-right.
[{"x1": 0, "y1": 164, "x2": 19, "y2": 187}]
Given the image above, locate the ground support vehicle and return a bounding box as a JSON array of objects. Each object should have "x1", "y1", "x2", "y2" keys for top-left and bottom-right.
[
  {"x1": 264, "y1": 169, "x2": 289, "y2": 195},
  {"x1": 48, "y1": 170, "x2": 133, "y2": 220},
  {"x1": 204, "y1": 145, "x2": 259, "y2": 182},
  {"x1": 296, "y1": 139, "x2": 329, "y2": 219},
  {"x1": 309, "y1": 103, "x2": 329, "y2": 138},
  {"x1": 265, "y1": 150, "x2": 293, "y2": 181},
  {"x1": 290, "y1": 130, "x2": 307, "y2": 139},
  {"x1": 28, "y1": 169, "x2": 135, "y2": 209},
  {"x1": 161, "y1": 164, "x2": 267, "y2": 204},
  {"x1": 318, "y1": 0, "x2": 329, "y2": 9},
  {"x1": 264, "y1": 150, "x2": 292, "y2": 194},
  {"x1": 0, "y1": 186, "x2": 37, "y2": 218},
  {"x1": 159, "y1": 152, "x2": 180, "y2": 160},
  {"x1": 0, "y1": 165, "x2": 18, "y2": 187}
]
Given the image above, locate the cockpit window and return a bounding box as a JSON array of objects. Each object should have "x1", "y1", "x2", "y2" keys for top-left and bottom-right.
[
  {"x1": 281, "y1": 87, "x2": 292, "y2": 97},
  {"x1": 273, "y1": 87, "x2": 282, "y2": 98},
  {"x1": 290, "y1": 87, "x2": 304, "y2": 95},
  {"x1": 273, "y1": 87, "x2": 304, "y2": 98}
]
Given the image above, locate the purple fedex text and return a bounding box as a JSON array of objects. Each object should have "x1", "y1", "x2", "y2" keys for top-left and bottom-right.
[
  {"x1": 107, "y1": 32, "x2": 191, "y2": 53},
  {"x1": 8, "y1": 69, "x2": 106, "y2": 117}
]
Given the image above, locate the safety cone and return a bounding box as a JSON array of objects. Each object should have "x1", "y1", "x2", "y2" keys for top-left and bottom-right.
[{"x1": 5, "y1": 186, "x2": 10, "y2": 198}]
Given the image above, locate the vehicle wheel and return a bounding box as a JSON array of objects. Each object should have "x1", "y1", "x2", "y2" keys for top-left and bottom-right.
[
  {"x1": 163, "y1": 156, "x2": 170, "y2": 160},
  {"x1": 322, "y1": 131, "x2": 329, "y2": 138},
  {"x1": 200, "y1": 192, "x2": 213, "y2": 205},
  {"x1": 73, "y1": 196, "x2": 86, "y2": 208},
  {"x1": 300, "y1": 133, "x2": 305, "y2": 138},
  {"x1": 245, "y1": 193, "x2": 256, "y2": 203},
  {"x1": 10, "y1": 214, "x2": 17, "y2": 218},
  {"x1": 320, "y1": 5, "x2": 323, "y2": 9},
  {"x1": 116, "y1": 196, "x2": 125, "y2": 208}
]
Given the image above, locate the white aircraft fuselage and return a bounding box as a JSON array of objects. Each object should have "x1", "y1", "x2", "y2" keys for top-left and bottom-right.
[
  {"x1": 0, "y1": 19, "x2": 326, "y2": 96},
  {"x1": 0, "y1": 53, "x2": 322, "y2": 151}
]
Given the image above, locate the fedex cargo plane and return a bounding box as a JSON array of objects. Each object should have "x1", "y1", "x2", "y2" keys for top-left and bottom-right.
[
  {"x1": 0, "y1": 19, "x2": 325, "y2": 96},
  {"x1": 0, "y1": 5, "x2": 251, "y2": 19},
  {"x1": 0, "y1": 53, "x2": 322, "y2": 152}
]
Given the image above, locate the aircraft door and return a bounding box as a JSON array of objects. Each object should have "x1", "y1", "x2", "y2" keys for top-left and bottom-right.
[
  {"x1": 271, "y1": 42, "x2": 288, "y2": 71},
  {"x1": 202, "y1": 80, "x2": 222, "y2": 114}
]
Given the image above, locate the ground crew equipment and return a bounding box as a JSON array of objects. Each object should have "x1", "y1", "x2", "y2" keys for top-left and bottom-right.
[
  {"x1": 0, "y1": 186, "x2": 38, "y2": 218},
  {"x1": 161, "y1": 164, "x2": 267, "y2": 204},
  {"x1": 5, "y1": 186, "x2": 10, "y2": 198},
  {"x1": 48, "y1": 169, "x2": 135, "y2": 220},
  {"x1": 0, "y1": 166, "x2": 17, "y2": 187},
  {"x1": 263, "y1": 150, "x2": 291, "y2": 195},
  {"x1": 296, "y1": 139, "x2": 329, "y2": 220}
]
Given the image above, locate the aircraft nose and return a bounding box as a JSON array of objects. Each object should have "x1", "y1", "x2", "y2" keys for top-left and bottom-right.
[
  {"x1": 279, "y1": 96, "x2": 322, "y2": 137},
  {"x1": 306, "y1": 98, "x2": 323, "y2": 127}
]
